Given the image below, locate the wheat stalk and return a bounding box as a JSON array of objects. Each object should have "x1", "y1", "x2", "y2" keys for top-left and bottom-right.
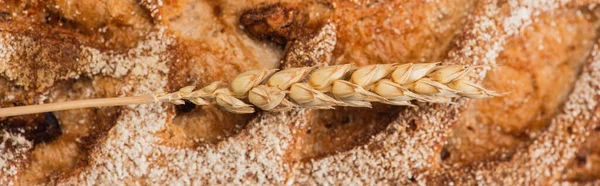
[{"x1": 0, "y1": 63, "x2": 501, "y2": 117}]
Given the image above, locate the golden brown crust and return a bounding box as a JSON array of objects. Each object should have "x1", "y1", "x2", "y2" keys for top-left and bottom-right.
[
  {"x1": 1, "y1": 0, "x2": 600, "y2": 185},
  {"x1": 445, "y1": 8, "x2": 600, "y2": 166},
  {"x1": 430, "y1": 39, "x2": 600, "y2": 185}
]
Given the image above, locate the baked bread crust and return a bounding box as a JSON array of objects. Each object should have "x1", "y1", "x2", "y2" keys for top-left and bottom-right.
[{"x1": 1, "y1": 0, "x2": 600, "y2": 185}]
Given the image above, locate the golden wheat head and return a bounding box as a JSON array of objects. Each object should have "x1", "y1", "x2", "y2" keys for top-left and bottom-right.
[{"x1": 166, "y1": 63, "x2": 502, "y2": 114}]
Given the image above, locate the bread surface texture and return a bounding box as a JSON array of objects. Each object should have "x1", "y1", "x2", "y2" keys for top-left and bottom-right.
[{"x1": 1, "y1": 0, "x2": 600, "y2": 185}]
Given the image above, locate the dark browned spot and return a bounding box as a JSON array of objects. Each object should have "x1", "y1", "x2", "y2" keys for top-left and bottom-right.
[
  {"x1": 176, "y1": 100, "x2": 197, "y2": 113},
  {"x1": 575, "y1": 150, "x2": 588, "y2": 166},
  {"x1": 440, "y1": 145, "x2": 450, "y2": 161},
  {"x1": 0, "y1": 12, "x2": 10, "y2": 21},
  {"x1": 240, "y1": 2, "x2": 332, "y2": 46},
  {"x1": 1, "y1": 112, "x2": 62, "y2": 145},
  {"x1": 408, "y1": 119, "x2": 418, "y2": 131},
  {"x1": 240, "y1": 3, "x2": 304, "y2": 45},
  {"x1": 212, "y1": 4, "x2": 222, "y2": 17},
  {"x1": 567, "y1": 126, "x2": 574, "y2": 134},
  {"x1": 466, "y1": 126, "x2": 474, "y2": 131}
]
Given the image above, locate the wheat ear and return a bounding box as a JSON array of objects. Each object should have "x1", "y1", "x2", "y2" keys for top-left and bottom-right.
[{"x1": 0, "y1": 63, "x2": 502, "y2": 117}]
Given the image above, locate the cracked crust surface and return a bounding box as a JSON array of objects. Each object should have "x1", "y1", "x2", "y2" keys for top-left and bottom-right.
[{"x1": 1, "y1": 0, "x2": 600, "y2": 185}]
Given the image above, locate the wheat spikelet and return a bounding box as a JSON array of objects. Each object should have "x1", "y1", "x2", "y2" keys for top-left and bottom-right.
[
  {"x1": 0, "y1": 63, "x2": 502, "y2": 117},
  {"x1": 204, "y1": 63, "x2": 501, "y2": 113}
]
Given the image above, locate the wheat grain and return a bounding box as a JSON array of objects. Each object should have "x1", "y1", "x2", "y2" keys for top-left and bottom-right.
[
  {"x1": 0, "y1": 63, "x2": 502, "y2": 116},
  {"x1": 267, "y1": 66, "x2": 316, "y2": 90},
  {"x1": 391, "y1": 62, "x2": 439, "y2": 85},
  {"x1": 230, "y1": 69, "x2": 278, "y2": 98},
  {"x1": 350, "y1": 64, "x2": 396, "y2": 87},
  {"x1": 308, "y1": 64, "x2": 352, "y2": 91},
  {"x1": 248, "y1": 85, "x2": 289, "y2": 110}
]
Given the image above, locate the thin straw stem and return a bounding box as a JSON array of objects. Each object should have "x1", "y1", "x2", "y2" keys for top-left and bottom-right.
[{"x1": 0, "y1": 95, "x2": 156, "y2": 117}]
